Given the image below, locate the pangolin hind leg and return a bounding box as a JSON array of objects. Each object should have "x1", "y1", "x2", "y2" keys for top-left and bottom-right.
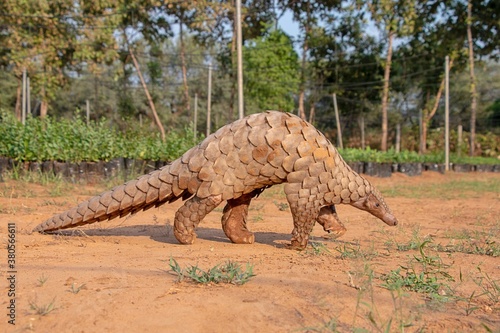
[
  {"x1": 221, "y1": 192, "x2": 257, "y2": 244},
  {"x1": 316, "y1": 206, "x2": 347, "y2": 239},
  {"x1": 174, "y1": 194, "x2": 223, "y2": 244}
]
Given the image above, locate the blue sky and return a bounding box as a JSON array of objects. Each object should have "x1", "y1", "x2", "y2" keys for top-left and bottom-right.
[{"x1": 278, "y1": 11, "x2": 301, "y2": 41}]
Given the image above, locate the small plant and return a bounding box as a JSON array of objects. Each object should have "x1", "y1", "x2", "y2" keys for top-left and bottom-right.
[
  {"x1": 68, "y1": 283, "x2": 86, "y2": 294},
  {"x1": 435, "y1": 229, "x2": 500, "y2": 257},
  {"x1": 305, "y1": 241, "x2": 331, "y2": 256},
  {"x1": 301, "y1": 318, "x2": 340, "y2": 332},
  {"x1": 460, "y1": 291, "x2": 480, "y2": 316},
  {"x1": 333, "y1": 242, "x2": 377, "y2": 260},
  {"x1": 273, "y1": 201, "x2": 289, "y2": 211},
  {"x1": 37, "y1": 274, "x2": 48, "y2": 287},
  {"x1": 252, "y1": 213, "x2": 263, "y2": 222},
  {"x1": 394, "y1": 228, "x2": 432, "y2": 252},
  {"x1": 473, "y1": 266, "x2": 500, "y2": 305},
  {"x1": 29, "y1": 298, "x2": 56, "y2": 316},
  {"x1": 169, "y1": 258, "x2": 255, "y2": 285},
  {"x1": 39, "y1": 199, "x2": 68, "y2": 207},
  {"x1": 380, "y1": 242, "x2": 454, "y2": 301}
]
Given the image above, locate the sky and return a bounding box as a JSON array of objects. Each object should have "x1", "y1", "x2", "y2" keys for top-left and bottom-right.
[{"x1": 278, "y1": 11, "x2": 301, "y2": 41}]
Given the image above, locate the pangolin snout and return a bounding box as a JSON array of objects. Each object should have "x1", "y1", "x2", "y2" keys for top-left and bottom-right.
[{"x1": 383, "y1": 214, "x2": 398, "y2": 226}]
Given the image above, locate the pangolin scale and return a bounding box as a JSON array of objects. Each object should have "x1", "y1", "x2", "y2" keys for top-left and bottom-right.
[{"x1": 34, "y1": 111, "x2": 398, "y2": 249}]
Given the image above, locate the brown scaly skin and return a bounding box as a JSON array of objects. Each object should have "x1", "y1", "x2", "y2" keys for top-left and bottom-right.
[{"x1": 34, "y1": 111, "x2": 398, "y2": 250}]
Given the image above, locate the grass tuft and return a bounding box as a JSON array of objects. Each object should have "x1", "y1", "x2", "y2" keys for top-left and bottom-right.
[{"x1": 169, "y1": 258, "x2": 255, "y2": 285}]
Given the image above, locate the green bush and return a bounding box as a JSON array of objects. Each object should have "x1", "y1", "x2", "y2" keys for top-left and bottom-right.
[
  {"x1": 339, "y1": 147, "x2": 498, "y2": 165},
  {"x1": 0, "y1": 110, "x2": 497, "y2": 166},
  {"x1": 0, "y1": 111, "x2": 200, "y2": 162}
]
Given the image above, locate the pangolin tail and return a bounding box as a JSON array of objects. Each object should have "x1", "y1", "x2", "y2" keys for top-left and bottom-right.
[{"x1": 33, "y1": 163, "x2": 190, "y2": 233}]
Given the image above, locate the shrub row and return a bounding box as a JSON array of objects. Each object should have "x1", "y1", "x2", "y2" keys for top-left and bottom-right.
[
  {"x1": 0, "y1": 111, "x2": 498, "y2": 179},
  {"x1": 0, "y1": 111, "x2": 198, "y2": 162},
  {"x1": 0, "y1": 157, "x2": 498, "y2": 184}
]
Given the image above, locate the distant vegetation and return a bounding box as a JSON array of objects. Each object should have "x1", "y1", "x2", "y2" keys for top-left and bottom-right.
[
  {"x1": 0, "y1": 111, "x2": 198, "y2": 163},
  {"x1": 1, "y1": 111, "x2": 497, "y2": 166},
  {"x1": 0, "y1": 0, "x2": 498, "y2": 157}
]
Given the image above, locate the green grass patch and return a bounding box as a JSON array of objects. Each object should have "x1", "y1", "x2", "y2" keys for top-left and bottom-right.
[
  {"x1": 168, "y1": 258, "x2": 255, "y2": 285},
  {"x1": 381, "y1": 178, "x2": 500, "y2": 199},
  {"x1": 380, "y1": 242, "x2": 454, "y2": 300},
  {"x1": 435, "y1": 229, "x2": 500, "y2": 257}
]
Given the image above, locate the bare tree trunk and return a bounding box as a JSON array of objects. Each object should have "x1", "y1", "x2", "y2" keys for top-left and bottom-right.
[
  {"x1": 467, "y1": 0, "x2": 477, "y2": 156},
  {"x1": 308, "y1": 101, "x2": 315, "y2": 123},
  {"x1": 179, "y1": 20, "x2": 190, "y2": 115},
  {"x1": 40, "y1": 86, "x2": 48, "y2": 118},
  {"x1": 359, "y1": 114, "x2": 365, "y2": 150},
  {"x1": 298, "y1": 40, "x2": 307, "y2": 120},
  {"x1": 380, "y1": 30, "x2": 394, "y2": 151},
  {"x1": 40, "y1": 100, "x2": 48, "y2": 118},
  {"x1": 128, "y1": 48, "x2": 166, "y2": 141},
  {"x1": 421, "y1": 58, "x2": 454, "y2": 154},
  {"x1": 228, "y1": 4, "x2": 237, "y2": 122},
  {"x1": 15, "y1": 83, "x2": 21, "y2": 121},
  {"x1": 298, "y1": 2, "x2": 310, "y2": 120}
]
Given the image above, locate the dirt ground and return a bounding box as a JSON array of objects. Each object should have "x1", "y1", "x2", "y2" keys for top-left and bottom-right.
[{"x1": 1, "y1": 171, "x2": 499, "y2": 332}]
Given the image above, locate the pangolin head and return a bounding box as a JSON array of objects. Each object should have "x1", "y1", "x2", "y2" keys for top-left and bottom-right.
[{"x1": 350, "y1": 186, "x2": 398, "y2": 226}]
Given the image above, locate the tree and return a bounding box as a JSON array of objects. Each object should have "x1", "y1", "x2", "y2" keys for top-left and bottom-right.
[
  {"x1": 466, "y1": 0, "x2": 477, "y2": 156},
  {"x1": 279, "y1": 0, "x2": 342, "y2": 120},
  {"x1": 368, "y1": 0, "x2": 417, "y2": 151},
  {"x1": 243, "y1": 26, "x2": 299, "y2": 113},
  {"x1": 1, "y1": 0, "x2": 78, "y2": 118},
  {"x1": 309, "y1": 6, "x2": 384, "y2": 146}
]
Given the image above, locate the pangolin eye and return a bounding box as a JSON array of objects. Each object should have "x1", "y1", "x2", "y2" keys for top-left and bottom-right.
[{"x1": 375, "y1": 203, "x2": 380, "y2": 207}]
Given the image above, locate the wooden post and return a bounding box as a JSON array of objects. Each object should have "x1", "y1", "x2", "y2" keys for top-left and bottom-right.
[
  {"x1": 27, "y1": 76, "x2": 30, "y2": 116},
  {"x1": 22, "y1": 68, "x2": 26, "y2": 124},
  {"x1": 445, "y1": 56, "x2": 450, "y2": 171},
  {"x1": 457, "y1": 125, "x2": 463, "y2": 156},
  {"x1": 86, "y1": 100, "x2": 90, "y2": 126},
  {"x1": 418, "y1": 108, "x2": 423, "y2": 153},
  {"x1": 194, "y1": 93, "x2": 198, "y2": 140},
  {"x1": 396, "y1": 123, "x2": 401, "y2": 153},
  {"x1": 332, "y1": 93, "x2": 343, "y2": 149},
  {"x1": 206, "y1": 64, "x2": 212, "y2": 137},
  {"x1": 360, "y1": 115, "x2": 365, "y2": 150}
]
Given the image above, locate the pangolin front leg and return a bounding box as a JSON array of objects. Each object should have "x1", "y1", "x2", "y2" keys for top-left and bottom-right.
[
  {"x1": 174, "y1": 195, "x2": 223, "y2": 244},
  {"x1": 316, "y1": 206, "x2": 347, "y2": 239},
  {"x1": 289, "y1": 207, "x2": 318, "y2": 250},
  {"x1": 221, "y1": 192, "x2": 256, "y2": 244}
]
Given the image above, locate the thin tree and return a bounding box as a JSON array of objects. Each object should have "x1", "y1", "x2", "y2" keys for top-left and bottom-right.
[
  {"x1": 467, "y1": 0, "x2": 477, "y2": 156},
  {"x1": 369, "y1": 0, "x2": 417, "y2": 151},
  {"x1": 125, "y1": 35, "x2": 165, "y2": 141}
]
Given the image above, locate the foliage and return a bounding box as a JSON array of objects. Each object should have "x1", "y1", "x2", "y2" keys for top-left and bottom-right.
[
  {"x1": 339, "y1": 146, "x2": 498, "y2": 165},
  {"x1": 0, "y1": 111, "x2": 199, "y2": 162},
  {"x1": 0, "y1": 0, "x2": 499, "y2": 151},
  {"x1": 243, "y1": 26, "x2": 300, "y2": 113},
  {"x1": 1, "y1": 110, "x2": 497, "y2": 166},
  {"x1": 169, "y1": 258, "x2": 255, "y2": 285},
  {"x1": 380, "y1": 241, "x2": 454, "y2": 296}
]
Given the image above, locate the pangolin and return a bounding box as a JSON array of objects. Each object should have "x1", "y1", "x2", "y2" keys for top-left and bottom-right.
[{"x1": 34, "y1": 111, "x2": 398, "y2": 249}]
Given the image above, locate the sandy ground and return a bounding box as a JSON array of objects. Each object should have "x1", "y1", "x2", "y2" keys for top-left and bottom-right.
[{"x1": 0, "y1": 171, "x2": 499, "y2": 332}]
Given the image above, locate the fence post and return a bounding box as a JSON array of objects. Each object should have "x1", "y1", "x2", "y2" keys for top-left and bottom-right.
[
  {"x1": 194, "y1": 93, "x2": 198, "y2": 140},
  {"x1": 22, "y1": 68, "x2": 27, "y2": 124},
  {"x1": 332, "y1": 93, "x2": 343, "y2": 149},
  {"x1": 445, "y1": 56, "x2": 450, "y2": 171},
  {"x1": 206, "y1": 64, "x2": 212, "y2": 137}
]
